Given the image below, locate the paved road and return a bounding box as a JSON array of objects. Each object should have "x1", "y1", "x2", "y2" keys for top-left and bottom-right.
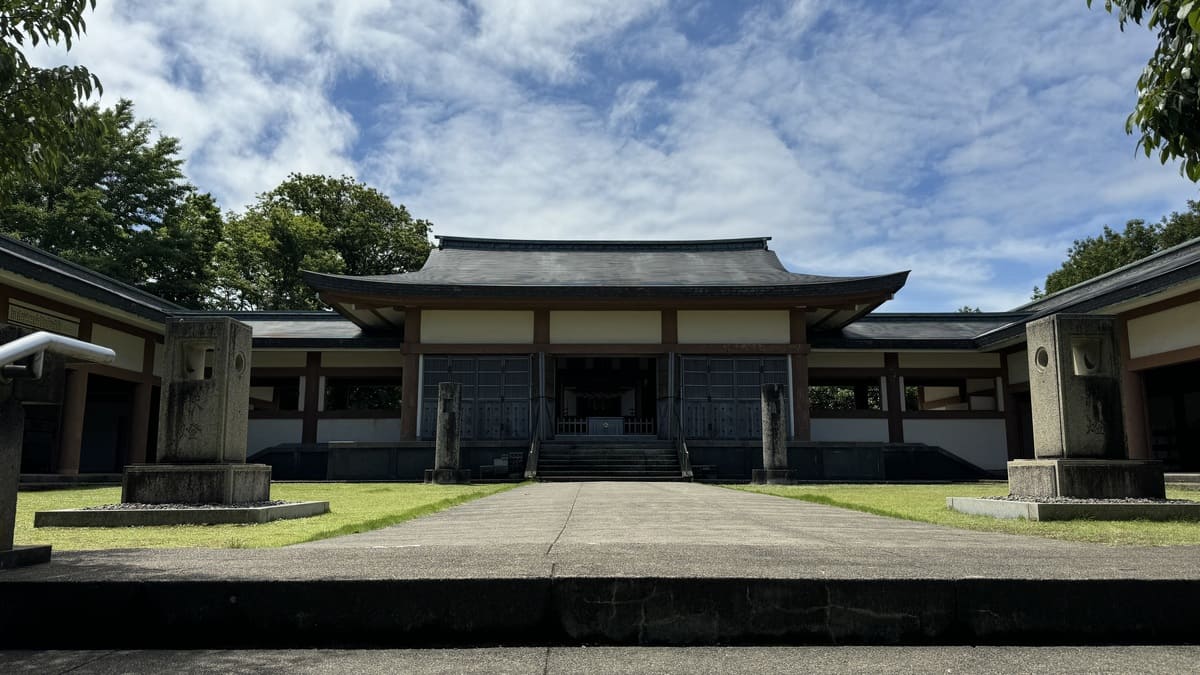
[
  {"x1": 5, "y1": 646, "x2": 1200, "y2": 674},
  {"x1": 4, "y1": 481, "x2": 1198, "y2": 582}
]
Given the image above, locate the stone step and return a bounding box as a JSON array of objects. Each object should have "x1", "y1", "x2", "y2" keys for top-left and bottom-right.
[{"x1": 1, "y1": 575, "x2": 1196, "y2": 647}]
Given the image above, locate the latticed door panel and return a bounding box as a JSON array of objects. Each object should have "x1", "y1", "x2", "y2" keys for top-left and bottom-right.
[
  {"x1": 680, "y1": 356, "x2": 789, "y2": 440},
  {"x1": 420, "y1": 355, "x2": 532, "y2": 440}
]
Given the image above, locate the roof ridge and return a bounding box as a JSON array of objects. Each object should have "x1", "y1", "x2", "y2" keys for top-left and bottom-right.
[{"x1": 434, "y1": 235, "x2": 771, "y2": 252}]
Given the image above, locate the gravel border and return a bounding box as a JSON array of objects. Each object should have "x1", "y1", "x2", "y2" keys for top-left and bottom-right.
[
  {"x1": 81, "y1": 500, "x2": 290, "y2": 511},
  {"x1": 986, "y1": 495, "x2": 1192, "y2": 505}
]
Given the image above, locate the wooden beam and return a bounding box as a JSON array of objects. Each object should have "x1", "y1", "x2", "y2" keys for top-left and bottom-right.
[
  {"x1": 884, "y1": 352, "x2": 903, "y2": 443},
  {"x1": 790, "y1": 309, "x2": 810, "y2": 441},
  {"x1": 301, "y1": 352, "x2": 321, "y2": 444}
]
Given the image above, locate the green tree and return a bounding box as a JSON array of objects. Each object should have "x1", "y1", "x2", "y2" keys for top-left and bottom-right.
[
  {"x1": 212, "y1": 174, "x2": 433, "y2": 310},
  {"x1": 1038, "y1": 200, "x2": 1200, "y2": 296},
  {"x1": 0, "y1": 99, "x2": 223, "y2": 307},
  {"x1": 1088, "y1": 1, "x2": 1200, "y2": 180},
  {"x1": 1, "y1": 0, "x2": 104, "y2": 181}
]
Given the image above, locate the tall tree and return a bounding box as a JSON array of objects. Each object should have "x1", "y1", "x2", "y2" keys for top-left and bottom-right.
[
  {"x1": 1, "y1": 0, "x2": 104, "y2": 181},
  {"x1": 1038, "y1": 200, "x2": 1200, "y2": 296},
  {"x1": 212, "y1": 174, "x2": 433, "y2": 310},
  {"x1": 0, "y1": 99, "x2": 223, "y2": 307},
  {"x1": 1088, "y1": 1, "x2": 1200, "y2": 180}
]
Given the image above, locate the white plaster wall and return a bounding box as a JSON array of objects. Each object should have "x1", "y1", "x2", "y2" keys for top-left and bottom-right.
[
  {"x1": 809, "y1": 351, "x2": 885, "y2": 368},
  {"x1": 550, "y1": 311, "x2": 661, "y2": 344},
  {"x1": 91, "y1": 324, "x2": 145, "y2": 373},
  {"x1": 902, "y1": 418, "x2": 1008, "y2": 472},
  {"x1": 1007, "y1": 350, "x2": 1029, "y2": 384},
  {"x1": 321, "y1": 351, "x2": 405, "y2": 368},
  {"x1": 898, "y1": 352, "x2": 1000, "y2": 369},
  {"x1": 251, "y1": 350, "x2": 307, "y2": 368},
  {"x1": 1127, "y1": 299, "x2": 1200, "y2": 359},
  {"x1": 811, "y1": 418, "x2": 889, "y2": 442},
  {"x1": 317, "y1": 418, "x2": 403, "y2": 443},
  {"x1": 421, "y1": 310, "x2": 534, "y2": 344},
  {"x1": 247, "y1": 419, "x2": 303, "y2": 454},
  {"x1": 677, "y1": 310, "x2": 789, "y2": 344}
]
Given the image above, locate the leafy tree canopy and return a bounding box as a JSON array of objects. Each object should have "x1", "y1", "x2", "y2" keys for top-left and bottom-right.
[
  {"x1": 1037, "y1": 199, "x2": 1200, "y2": 297},
  {"x1": 0, "y1": 99, "x2": 223, "y2": 307},
  {"x1": 212, "y1": 174, "x2": 433, "y2": 310},
  {"x1": 1089, "y1": 1, "x2": 1200, "y2": 180},
  {"x1": 1, "y1": 0, "x2": 105, "y2": 181}
]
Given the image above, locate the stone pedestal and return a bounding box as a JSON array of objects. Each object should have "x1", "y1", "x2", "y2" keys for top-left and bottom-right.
[
  {"x1": 1008, "y1": 459, "x2": 1166, "y2": 499},
  {"x1": 123, "y1": 464, "x2": 271, "y2": 505},
  {"x1": 752, "y1": 383, "x2": 791, "y2": 485},
  {"x1": 1010, "y1": 314, "x2": 1165, "y2": 497}
]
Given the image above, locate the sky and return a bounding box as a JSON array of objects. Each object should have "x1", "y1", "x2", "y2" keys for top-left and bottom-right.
[{"x1": 33, "y1": 0, "x2": 1200, "y2": 312}]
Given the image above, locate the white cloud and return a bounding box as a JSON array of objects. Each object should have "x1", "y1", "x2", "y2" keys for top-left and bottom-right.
[{"x1": 25, "y1": 0, "x2": 1200, "y2": 311}]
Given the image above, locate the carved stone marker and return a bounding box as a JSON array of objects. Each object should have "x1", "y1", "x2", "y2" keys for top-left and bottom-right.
[
  {"x1": 122, "y1": 317, "x2": 271, "y2": 504},
  {"x1": 1008, "y1": 314, "x2": 1164, "y2": 499},
  {"x1": 752, "y1": 382, "x2": 791, "y2": 484},
  {"x1": 427, "y1": 381, "x2": 469, "y2": 484}
]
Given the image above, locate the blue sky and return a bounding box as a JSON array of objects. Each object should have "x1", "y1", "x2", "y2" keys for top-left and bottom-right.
[{"x1": 38, "y1": 0, "x2": 1200, "y2": 311}]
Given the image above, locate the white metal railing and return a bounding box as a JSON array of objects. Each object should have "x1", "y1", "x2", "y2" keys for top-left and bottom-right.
[{"x1": 0, "y1": 331, "x2": 116, "y2": 380}]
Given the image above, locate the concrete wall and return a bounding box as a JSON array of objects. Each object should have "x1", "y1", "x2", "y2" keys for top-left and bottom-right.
[
  {"x1": 810, "y1": 351, "x2": 885, "y2": 368},
  {"x1": 902, "y1": 418, "x2": 1008, "y2": 472},
  {"x1": 677, "y1": 310, "x2": 789, "y2": 344},
  {"x1": 321, "y1": 351, "x2": 405, "y2": 368},
  {"x1": 420, "y1": 310, "x2": 534, "y2": 344},
  {"x1": 317, "y1": 418, "x2": 403, "y2": 443},
  {"x1": 898, "y1": 352, "x2": 1000, "y2": 369},
  {"x1": 1007, "y1": 350, "x2": 1029, "y2": 384},
  {"x1": 811, "y1": 418, "x2": 889, "y2": 442},
  {"x1": 1127, "y1": 299, "x2": 1200, "y2": 359},
  {"x1": 550, "y1": 311, "x2": 661, "y2": 344},
  {"x1": 251, "y1": 350, "x2": 307, "y2": 368},
  {"x1": 247, "y1": 418, "x2": 303, "y2": 454}
]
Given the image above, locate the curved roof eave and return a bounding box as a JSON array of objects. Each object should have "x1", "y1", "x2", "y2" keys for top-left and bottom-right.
[{"x1": 302, "y1": 269, "x2": 910, "y2": 303}]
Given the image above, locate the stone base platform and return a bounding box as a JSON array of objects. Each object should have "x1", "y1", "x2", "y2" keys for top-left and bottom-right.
[
  {"x1": 947, "y1": 497, "x2": 1200, "y2": 521},
  {"x1": 122, "y1": 463, "x2": 272, "y2": 505},
  {"x1": 1007, "y1": 459, "x2": 1165, "y2": 499},
  {"x1": 0, "y1": 545, "x2": 51, "y2": 569},
  {"x1": 34, "y1": 501, "x2": 329, "y2": 528},
  {"x1": 751, "y1": 469, "x2": 792, "y2": 485}
]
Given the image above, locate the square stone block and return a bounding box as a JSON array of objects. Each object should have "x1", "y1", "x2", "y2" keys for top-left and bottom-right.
[
  {"x1": 122, "y1": 464, "x2": 271, "y2": 504},
  {"x1": 1008, "y1": 459, "x2": 1165, "y2": 499}
]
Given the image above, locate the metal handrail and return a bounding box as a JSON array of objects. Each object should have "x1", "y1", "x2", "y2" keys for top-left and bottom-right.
[{"x1": 0, "y1": 331, "x2": 115, "y2": 380}]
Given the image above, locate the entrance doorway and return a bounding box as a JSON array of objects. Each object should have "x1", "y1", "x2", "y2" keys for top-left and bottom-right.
[
  {"x1": 554, "y1": 356, "x2": 656, "y2": 436},
  {"x1": 1145, "y1": 360, "x2": 1200, "y2": 471}
]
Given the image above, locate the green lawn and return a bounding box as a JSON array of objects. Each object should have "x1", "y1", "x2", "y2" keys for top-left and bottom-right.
[
  {"x1": 734, "y1": 482, "x2": 1200, "y2": 546},
  {"x1": 15, "y1": 482, "x2": 515, "y2": 550}
]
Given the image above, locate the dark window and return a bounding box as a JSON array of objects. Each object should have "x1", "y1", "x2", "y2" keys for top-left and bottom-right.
[
  {"x1": 324, "y1": 377, "x2": 403, "y2": 411},
  {"x1": 250, "y1": 377, "x2": 301, "y2": 411},
  {"x1": 809, "y1": 379, "x2": 883, "y2": 411}
]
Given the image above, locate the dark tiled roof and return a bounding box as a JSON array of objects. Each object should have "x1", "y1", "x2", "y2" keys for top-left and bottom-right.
[
  {"x1": 812, "y1": 313, "x2": 1032, "y2": 350},
  {"x1": 0, "y1": 233, "x2": 185, "y2": 322},
  {"x1": 304, "y1": 235, "x2": 910, "y2": 302},
  {"x1": 975, "y1": 235, "x2": 1200, "y2": 348}
]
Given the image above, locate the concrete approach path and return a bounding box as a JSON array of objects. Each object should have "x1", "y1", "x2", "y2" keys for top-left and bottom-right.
[{"x1": 4, "y1": 482, "x2": 1200, "y2": 647}]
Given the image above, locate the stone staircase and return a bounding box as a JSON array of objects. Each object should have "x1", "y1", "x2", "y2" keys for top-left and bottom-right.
[{"x1": 535, "y1": 440, "x2": 685, "y2": 481}]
